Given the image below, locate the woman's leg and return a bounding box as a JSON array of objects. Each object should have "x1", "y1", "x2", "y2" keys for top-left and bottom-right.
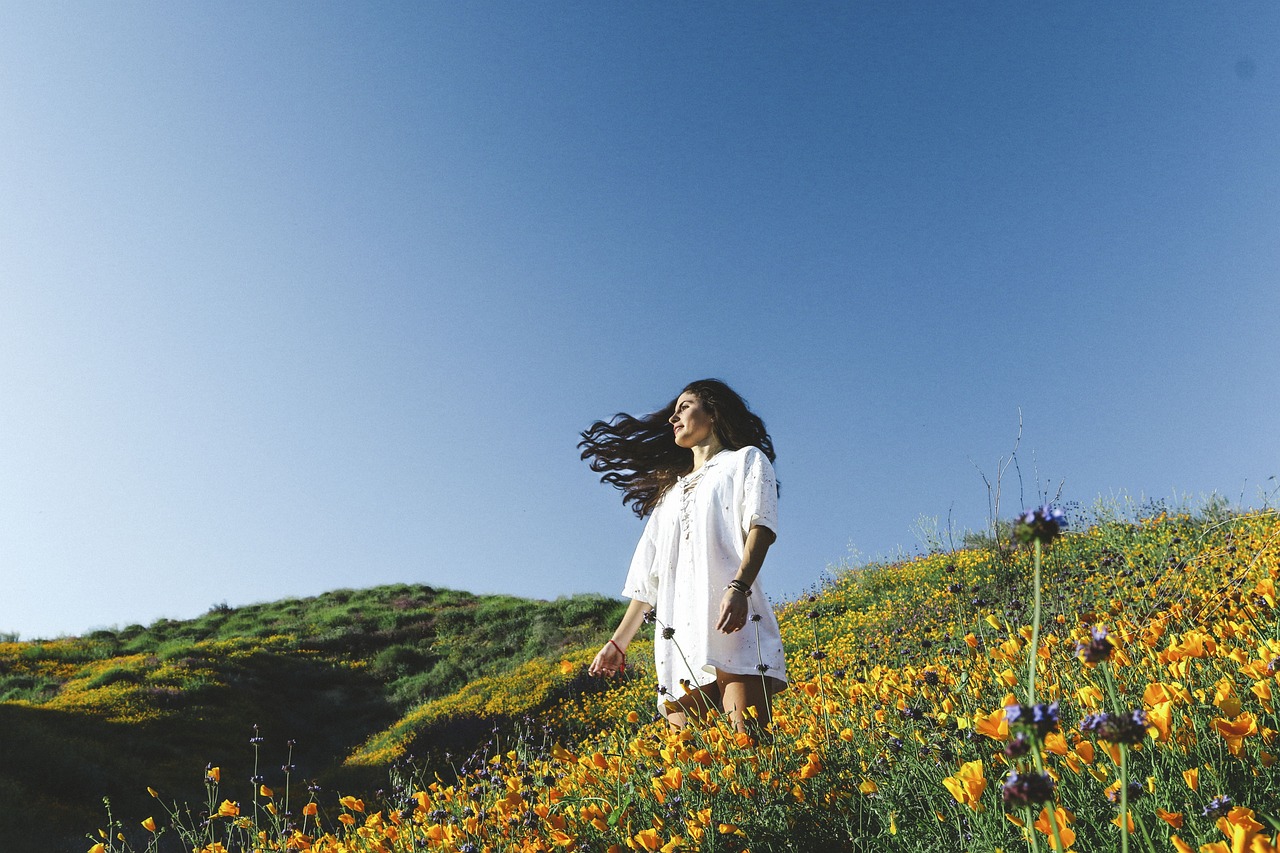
[
  {"x1": 662, "y1": 682, "x2": 722, "y2": 730},
  {"x1": 716, "y1": 669, "x2": 772, "y2": 734}
]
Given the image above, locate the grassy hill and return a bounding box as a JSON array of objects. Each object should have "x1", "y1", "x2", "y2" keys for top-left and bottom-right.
[
  {"x1": 5, "y1": 502, "x2": 1279, "y2": 852},
  {"x1": 0, "y1": 584, "x2": 627, "y2": 851}
]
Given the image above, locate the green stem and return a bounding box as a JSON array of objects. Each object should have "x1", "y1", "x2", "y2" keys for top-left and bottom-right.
[
  {"x1": 1026, "y1": 539, "x2": 1043, "y2": 705},
  {"x1": 1119, "y1": 744, "x2": 1130, "y2": 853},
  {"x1": 1023, "y1": 806, "x2": 1042, "y2": 853},
  {"x1": 1031, "y1": 748, "x2": 1066, "y2": 853}
]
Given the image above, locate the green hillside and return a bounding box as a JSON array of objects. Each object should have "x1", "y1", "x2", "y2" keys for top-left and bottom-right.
[
  {"x1": 0, "y1": 584, "x2": 627, "y2": 852},
  {"x1": 7, "y1": 503, "x2": 1280, "y2": 853}
]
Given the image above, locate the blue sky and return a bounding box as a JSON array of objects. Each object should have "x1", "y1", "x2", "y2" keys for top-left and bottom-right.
[{"x1": 2, "y1": 3, "x2": 1277, "y2": 640}]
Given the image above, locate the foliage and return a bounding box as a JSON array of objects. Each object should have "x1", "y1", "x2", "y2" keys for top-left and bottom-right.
[
  {"x1": 10, "y1": 506, "x2": 1280, "y2": 853},
  {"x1": 0, "y1": 587, "x2": 626, "y2": 852}
]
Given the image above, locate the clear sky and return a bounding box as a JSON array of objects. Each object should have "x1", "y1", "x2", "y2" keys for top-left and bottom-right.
[{"x1": 2, "y1": 3, "x2": 1277, "y2": 640}]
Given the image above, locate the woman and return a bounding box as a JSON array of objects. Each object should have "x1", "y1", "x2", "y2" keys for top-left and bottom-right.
[{"x1": 581, "y1": 379, "x2": 788, "y2": 733}]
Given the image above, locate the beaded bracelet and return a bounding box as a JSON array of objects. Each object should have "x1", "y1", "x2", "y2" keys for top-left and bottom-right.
[
  {"x1": 607, "y1": 639, "x2": 626, "y2": 672},
  {"x1": 726, "y1": 579, "x2": 752, "y2": 596}
]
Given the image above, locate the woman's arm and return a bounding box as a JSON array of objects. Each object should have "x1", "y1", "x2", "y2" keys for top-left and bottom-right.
[
  {"x1": 589, "y1": 597, "x2": 651, "y2": 677},
  {"x1": 716, "y1": 524, "x2": 776, "y2": 633}
]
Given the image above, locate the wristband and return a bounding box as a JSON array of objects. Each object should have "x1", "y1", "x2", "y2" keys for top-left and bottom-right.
[
  {"x1": 607, "y1": 639, "x2": 627, "y2": 672},
  {"x1": 726, "y1": 579, "x2": 752, "y2": 597}
]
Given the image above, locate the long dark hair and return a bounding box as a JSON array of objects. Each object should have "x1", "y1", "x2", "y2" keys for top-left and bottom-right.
[{"x1": 579, "y1": 379, "x2": 776, "y2": 518}]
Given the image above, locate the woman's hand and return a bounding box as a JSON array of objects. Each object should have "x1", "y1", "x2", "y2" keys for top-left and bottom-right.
[
  {"x1": 589, "y1": 641, "x2": 625, "y2": 677},
  {"x1": 716, "y1": 588, "x2": 749, "y2": 633}
]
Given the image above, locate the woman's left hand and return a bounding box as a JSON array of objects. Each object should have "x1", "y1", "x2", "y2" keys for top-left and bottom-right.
[{"x1": 717, "y1": 588, "x2": 749, "y2": 633}]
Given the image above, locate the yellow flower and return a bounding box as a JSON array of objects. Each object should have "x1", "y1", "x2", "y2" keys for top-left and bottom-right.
[
  {"x1": 1034, "y1": 806, "x2": 1076, "y2": 849},
  {"x1": 942, "y1": 761, "x2": 988, "y2": 810},
  {"x1": 1182, "y1": 767, "x2": 1199, "y2": 791},
  {"x1": 259, "y1": 784, "x2": 273, "y2": 797},
  {"x1": 1146, "y1": 701, "x2": 1173, "y2": 742},
  {"x1": 1215, "y1": 806, "x2": 1265, "y2": 843},
  {"x1": 859, "y1": 779, "x2": 878, "y2": 795},
  {"x1": 632, "y1": 828, "x2": 662, "y2": 851},
  {"x1": 1155, "y1": 809, "x2": 1184, "y2": 828},
  {"x1": 974, "y1": 707, "x2": 1009, "y2": 741},
  {"x1": 1211, "y1": 712, "x2": 1258, "y2": 757},
  {"x1": 215, "y1": 799, "x2": 239, "y2": 817},
  {"x1": 88, "y1": 846, "x2": 106, "y2": 853},
  {"x1": 141, "y1": 816, "x2": 156, "y2": 832},
  {"x1": 206, "y1": 766, "x2": 221, "y2": 784},
  {"x1": 303, "y1": 802, "x2": 318, "y2": 816},
  {"x1": 339, "y1": 795, "x2": 365, "y2": 812}
]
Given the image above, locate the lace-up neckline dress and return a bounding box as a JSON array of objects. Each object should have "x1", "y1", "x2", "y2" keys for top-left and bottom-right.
[{"x1": 621, "y1": 446, "x2": 789, "y2": 711}]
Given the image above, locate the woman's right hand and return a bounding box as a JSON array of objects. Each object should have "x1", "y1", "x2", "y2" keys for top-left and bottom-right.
[{"x1": 589, "y1": 641, "x2": 625, "y2": 677}]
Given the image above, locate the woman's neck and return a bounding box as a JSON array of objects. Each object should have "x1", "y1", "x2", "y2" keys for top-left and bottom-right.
[{"x1": 689, "y1": 439, "x2": 725, "y2": 472}]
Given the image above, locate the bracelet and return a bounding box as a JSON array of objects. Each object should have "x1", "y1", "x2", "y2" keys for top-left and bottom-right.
[
  {"x1": 607, "y1": 639, "x2": 627, "y2": 672},
  {"x1": 726, "y1": 579, "x2": 752, "y2": 597}
]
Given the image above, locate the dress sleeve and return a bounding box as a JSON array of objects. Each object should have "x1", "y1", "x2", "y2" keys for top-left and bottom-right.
[
  {"x1": 741, "y1": 447, "x2": 779, "y2": 536},
  {"x1": 621, "y1": 502, "x2": 664, "y2": 604}
]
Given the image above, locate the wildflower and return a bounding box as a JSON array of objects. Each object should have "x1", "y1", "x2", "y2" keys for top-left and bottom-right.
[
  {"x1": 1210, "y1": 712, "x2": 1258, "y2": 756},
  {"x1": 1001, "y1": 770, "x2": 1055, "y2": 808},
  {"x1": 1076, "y1": 626, "x2": 1114, "y2": 664},
  {"x1": 1034, "y1": 806, "x2": 1077, "y2": 849},
  {"x1": 1004, "y1": 733, "x2": 1032, "y2": 759},
  {"x1": 661, "y1": 627, "x2": 676, "y2": 640},
  {"x1": 643, "y1": 608, "x2": 657, "y2": 624},
  {"x1": 1105, "y1": 779, "x2": 1144, "y2": 804},
  {"x1": 756, "y1": 664, "x2": 770, "y2": 673},
  {"x1": 1013, "y1": 505, "x2": 1067, "y2": 546},
  {"x1": 1202, "y1": 795, "x2": 1232, "y2": 819},
  {"x1": 942, "y1": 760, "x2": 987, "y2": 810},
  {"x1": 1005, "y1": 702, "x2": 1059, "y2": 738},
  {"x1": 1079, "y1": 710, "x2": 1147, "y2": 746},
  {"x1": 141, "y1": 817, "x2": 156, "y2": 832}
]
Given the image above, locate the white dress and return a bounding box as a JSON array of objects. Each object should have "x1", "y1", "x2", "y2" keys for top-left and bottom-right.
[{"x1": 621, "y1": 445, "x2": 789, "y2": 711}]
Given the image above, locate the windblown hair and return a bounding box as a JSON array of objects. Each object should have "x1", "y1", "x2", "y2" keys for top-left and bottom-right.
[{"x1": 579, "y1": 379, "x2": 776, "y2": 518}]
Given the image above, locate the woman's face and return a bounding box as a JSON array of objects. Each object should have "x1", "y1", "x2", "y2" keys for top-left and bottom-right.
[{"x1": 670, "y1": 391, "x2": 716, "y2": 449}]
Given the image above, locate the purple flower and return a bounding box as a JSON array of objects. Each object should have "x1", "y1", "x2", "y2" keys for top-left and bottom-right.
[
  {"x1": 1078, "y1": 709, "x2": 1147, "y2": 746},
  {"x1": 1077, "y1": 626, "x2": 1115, "y2": 664},
  {"x1": 1005, "y1": 702, "x2": 1059, "y2": 738},
  {"x1": 1001, "y1": 770, "x2": 1055, "y2": 808},
  {"x1": 1013, "y1": 504, "x2": 1068, "y2": 546},
  {"x1": 1203, "y1": 795, "x2": 1233, "y2": 819},
  {"x1": 1004, "y1": 733, "x2": 1032, "y2": 759}
]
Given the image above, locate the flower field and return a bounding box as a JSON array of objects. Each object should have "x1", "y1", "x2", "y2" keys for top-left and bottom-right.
[{"x1": 84, "y1": 505, "x2": 1279, "y2": 852}]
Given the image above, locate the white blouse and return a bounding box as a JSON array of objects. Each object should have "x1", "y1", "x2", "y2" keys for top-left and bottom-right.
[{"x1": 622, "y1": 445, "x2": 789, "y2": 711}]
